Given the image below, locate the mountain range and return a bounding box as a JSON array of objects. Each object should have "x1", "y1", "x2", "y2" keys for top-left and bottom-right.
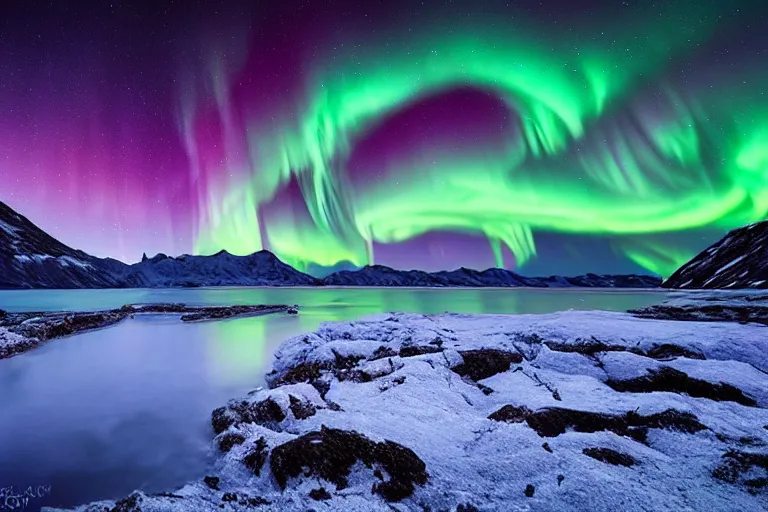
[{"x1": 8, "y1": 199, "x2": 756, "y2": 290}]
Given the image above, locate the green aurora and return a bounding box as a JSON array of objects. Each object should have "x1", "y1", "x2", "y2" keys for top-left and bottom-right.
[{"x1": 186, "y1": 2, "x2": 767, "y2": 277}]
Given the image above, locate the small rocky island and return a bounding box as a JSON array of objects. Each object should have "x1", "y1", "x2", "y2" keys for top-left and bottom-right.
[
  {"x1": 51, "y1": 295, "x2": 768, "y2": 512},
  {"x1": 0, "y1": 303, "x2": 298, "y2": 360}
]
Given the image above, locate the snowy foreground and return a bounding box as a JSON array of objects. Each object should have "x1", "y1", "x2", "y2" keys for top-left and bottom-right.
[{"x1": 50, "y1": 309, "x2": 767, "y2": 511}]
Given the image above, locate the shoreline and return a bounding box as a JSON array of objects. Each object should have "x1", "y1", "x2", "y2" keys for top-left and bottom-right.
[
  {"x1": 0, "y1": 303, "x2": 298, "y2": 360},
  {"x1": 45, "y1": 296, "x2": 768, "y2": 512}
]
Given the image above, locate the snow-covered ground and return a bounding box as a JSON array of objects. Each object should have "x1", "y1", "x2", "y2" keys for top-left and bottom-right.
[{"x1": 48, "y1": 307, "x2": 768, "y2": 512}]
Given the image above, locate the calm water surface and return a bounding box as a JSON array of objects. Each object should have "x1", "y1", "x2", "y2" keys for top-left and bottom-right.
[{"x1": 0, "y1": 287, "x2": 672, "y2": 510}]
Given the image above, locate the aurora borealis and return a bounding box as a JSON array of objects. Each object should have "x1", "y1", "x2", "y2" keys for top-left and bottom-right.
[{"x1": 1, "y1": 1, "x2": 766, "y2": 277}]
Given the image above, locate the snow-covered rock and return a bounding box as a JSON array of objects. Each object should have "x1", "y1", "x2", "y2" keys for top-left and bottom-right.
[
  {"x1": 0, "y1": 326, "x2": 39, "y2": 359},
  {"x1": 50, "y1": 309, "x2": 768, "y2": 512}
]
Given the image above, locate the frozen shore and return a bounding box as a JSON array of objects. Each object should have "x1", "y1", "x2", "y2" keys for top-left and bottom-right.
[
  {"x1": 0, "y1": 303, "x2": 298, "y2": 360},
  {"x1": 48, "y1": 299, "x2": 768, "y2": 512}
]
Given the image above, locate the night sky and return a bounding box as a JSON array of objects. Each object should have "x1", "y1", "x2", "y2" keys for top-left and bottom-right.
[{"x1": 1, "y1": 0, "x2": 766, "y2": 276}]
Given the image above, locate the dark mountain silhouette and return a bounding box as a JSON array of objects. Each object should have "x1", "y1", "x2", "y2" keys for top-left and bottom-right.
[
  {"x1": 321, "y1": 264, "x2": 661, "y2": 288},
  {"x1": 662, "y1": 221, "x2": 767, "y2": 289},
  {"x1": 0, "y1": 201, "x2": 128, "y2": 289},
  {"x1": 0, "y1": 201, "x2": 662, "y2": 289}
]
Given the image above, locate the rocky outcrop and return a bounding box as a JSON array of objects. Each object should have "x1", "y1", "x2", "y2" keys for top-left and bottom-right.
[
  {"x1": 270, "y1": 426, "x2": 428, "y2": 502},
  {"x1": 58, "y1": 302, "x2": 768, "y2": 511},
  {"x1": 629, "y1": 291, "x2": 768, "y2": 325},
  {"x1": 662, "y1": 220, "x2": 768, "y2": 289}
]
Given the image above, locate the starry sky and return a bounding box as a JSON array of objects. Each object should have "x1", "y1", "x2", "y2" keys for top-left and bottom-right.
[{"x1": 1, "y1": 0, "x2": 766, "y2": 277}]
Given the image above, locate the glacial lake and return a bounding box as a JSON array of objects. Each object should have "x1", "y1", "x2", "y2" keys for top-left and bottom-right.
[{"x1": 0, "y1": 287, "x2": 675, "y2": 511}]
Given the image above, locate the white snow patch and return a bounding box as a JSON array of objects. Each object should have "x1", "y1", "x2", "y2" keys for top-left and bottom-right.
[
  {"x1": 12, "y1": 254, "x2": 64, "y2": 264},
  {"x1": 714, "y1": 255, "x2": 746, "y2": 275},
  {"x1": 57, "y1": 256, "x2": 93, "y2": 269},
  {"x1": 0, "y1": 219, "x2": 20, "y2": 236},
  {"x1": 0, "y1": 327, "x2": 38, "y2": 356}
]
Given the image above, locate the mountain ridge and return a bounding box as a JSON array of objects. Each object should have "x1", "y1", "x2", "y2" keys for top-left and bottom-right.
[
  {"x1": 1, "y1": 200, "x2": 663, "y2": 289},
  {"x1": 0, "y1": 201, "x2": 128, "y2": 289},
  {"x1": 662, "y1": 220, "x2": 768, "y2": 289}
]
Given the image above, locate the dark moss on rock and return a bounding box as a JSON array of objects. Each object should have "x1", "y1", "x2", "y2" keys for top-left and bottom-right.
[
  {"x1": 211, "y1": 406, "x2": 235, "y2": 434},
  {"x1": 371, "y1": 346, "x2": 398, "y2": 360},
  {"x1": 606, "y1": 367, "x2": 757, "y2": 407},
  {"x1": 713, "y1": 450, "x2": 768, "y2": 485},
  {"x1": 452, "y1": 349, "x2": 523, "y2": 381},
  {"x1": 745, "y1": 478, "x2": 768, "y2": 489},
  {"x1": 583, "y1": 447, "x2": 637, "y2": 467},
  {"x1": 524, "y1": 407, "x2": 639, "y2": 439},
  {"x1": 269, "y1": 362, "x2": 324, "y2": 388},
  {"x1": 243, "y1": 437, "x2": 269, "y2": 476},
  {"x1": 326, "y1": 400, "x2": 343, "y2": 411},
  {"x1": 336, "y1": 368, "x2": 373, "y2": 383},
  {"x1": 289, "y1": 394, "x2": 317, "y2": 420},
  {"x1": 203, "y1": 475, "x2": 220, "y2": 490},
  {"x1": 219, "y1": 398, "x2": 286, "y2": 432},
  {"x1": 110, "y1": 493, "x2": 142, "y2": 512},
  {"x1": 629, "y1": 409, "x2": 707, "y2": 434},
  {"x1": 218, "y1": 432, "x2": 246, "y2": 452},
  {"x1": 489, "y1": 405, "x2": 706, "y2": 441},
  {"x1": 269, "y1": 426, "x2": 428, "y2": 502},
  {"x1": 309, "y1": 487, "x2": 332, "y2": 501},
  {"x1": 399, "y1": 345, "x2": 444, "y2": 358},
  {"x1": 476, "y1": 382, "x2": 495, "y2": 395},
  {"x1": 644, "y1": 344, "x2": 705, "y2": 361},
  {"x1": 545, "y1": 338, "x2": 627, "y2": 356},
  {"x1": 487, "y1": 405, "x2": 532, "y2": 423},
  {"x1": 544, "y1": 338, "x2": 706, "y2": 362},
  {"x1": 211, "y1": 398, "x2": 286, "y2": 434}
]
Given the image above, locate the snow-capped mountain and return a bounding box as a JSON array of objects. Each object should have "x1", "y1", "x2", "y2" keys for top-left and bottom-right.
[
  {"x1": 662, "y1": 220, "x2": 767, "y2": 289},
  {"x1": 0, "y1": 201, "x2": 128, "y2": 289},
  {"x1": 321, "y1": 264, "x2": 661, "y2": 288},
  {"x1": 0, "y1": 201, "x2": 662, "y2": 289},
  {"x1": 121, "y1": 250, "x2": 319, "y2": 287}
]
